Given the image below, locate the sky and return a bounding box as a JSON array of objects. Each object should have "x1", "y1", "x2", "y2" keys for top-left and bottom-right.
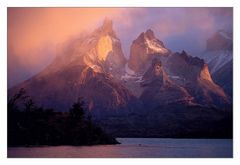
[{"x1": 8, "y1": 7, "x2": 233, "y2": 87}]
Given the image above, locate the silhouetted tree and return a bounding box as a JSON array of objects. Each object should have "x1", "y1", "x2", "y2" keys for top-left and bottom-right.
[
  {"x1": 69, "y1": 98, "x2": 85, "y2": 121},
  {"x1": 8, "y1": 88, "x2": 28, "y2": 112},
  {"x1": 8, "y1": 89, "x2": 119, "y2": 146},
  {"x1": 24, "y1": 99, "x2": 35, "y2": 112}
]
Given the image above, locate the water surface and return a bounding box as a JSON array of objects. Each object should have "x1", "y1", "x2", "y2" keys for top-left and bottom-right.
[{"x1": 8, "y1": 138, "x2": 233, "y2": 158}]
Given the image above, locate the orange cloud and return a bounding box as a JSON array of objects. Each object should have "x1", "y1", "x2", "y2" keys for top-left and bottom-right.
[
  {"x1": 8, "y1": 8, "x2": 232, "y2": 87},
  {"x1": 8, "y1": 8, "x2": 123, "y2": 69}
]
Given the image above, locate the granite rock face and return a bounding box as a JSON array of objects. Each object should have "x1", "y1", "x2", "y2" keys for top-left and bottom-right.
[
  {"x1": 166, "y1": 51, "x2": 230, "y2": 108},
  {"x1": 9, "y1": 19, "x2": 137, "y2": 118},
  {"x1": 8, "y1": 21, "x2": 232, "y2": 138},
  {"x1": 206, "y1": 30, "x2": 232, "y2": 51},
  {"x1": 8, "y1": 22, "x2": 232, "y2": 124},
  {"x1": 128, "y1": 29, "x2": 171, "y2": 73},
  {"x1": 140, "y1": 58, "x2": 193, "y2": 109},
  {"x1": 200, "y1": 30, "x2": 233, "y2": 99}
]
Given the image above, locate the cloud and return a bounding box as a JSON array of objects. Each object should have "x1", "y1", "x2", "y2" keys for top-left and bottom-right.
[
  {"x1": 111, "y1": 8, "x2": 232, "y2": 55},
  {"x1": 8, "y1": 7, "x2": 233, "y2": 87},
  {"x1": 8, "y1": 8, "x2": 125, "y2": 87},
  {"x1": 8, "y1": 8, "x2": 123, "y2": 61},
  {"x1": 122, "y1": 7, "x2": 232, "y2": 38}
]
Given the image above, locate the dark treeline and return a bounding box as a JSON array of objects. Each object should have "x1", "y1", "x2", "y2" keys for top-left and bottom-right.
[{"x1": 8, "y1": 88, "x2": 119, "y2": 147}]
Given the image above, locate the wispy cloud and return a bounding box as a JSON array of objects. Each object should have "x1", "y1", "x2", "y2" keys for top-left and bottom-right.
[{"x1": 8, "y1": 7, "x2": 232, "y2": 87}]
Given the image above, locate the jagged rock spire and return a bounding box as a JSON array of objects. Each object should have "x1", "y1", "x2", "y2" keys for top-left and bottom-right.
[
  {"x1": 128, "y1": 29, "x2": 171, "y2": 73},
  {"x1": 145, "y1": 29, "x2": 155, "y2": 39},
  {"x1": 100, "y1": 18, "x2": 115, "y2": 36}
]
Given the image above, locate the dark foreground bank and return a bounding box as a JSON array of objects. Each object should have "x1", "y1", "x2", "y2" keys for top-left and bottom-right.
[{"x1": 8, "y1": 89, "x2": 119, "y2": 147}]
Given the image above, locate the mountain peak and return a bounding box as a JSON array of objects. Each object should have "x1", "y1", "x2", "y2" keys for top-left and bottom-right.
[
  {"x1": 100, "y1": 18, "x2": 114, "y2": 36},
  {"x1": 145, "y1": 29, "x2": 155, "y2": 39},
  {"x1": 137, "y1": 29, "x2": 155, "y2": 41},
  {"x1": 103, "y1": 18, "x2": 112, "y2": 28},
  {"x1": 167, "y1": 51, "x2": 205, "y2": 81},
  {"x1": 179, "y1": 50, "x2": 204, "y2": 68},
  {"x1": 128, "y1": 30, "x2": 171, "y2": 73},
  {"x1": 181, "y1": 50, "x2": 187, "y2": 56},
  {"x1": 167, "y1": 52, "x2": 229, "y2": 107},
  {"x1": 206, "y1": 30, "x2": 232, "y2": 51}
]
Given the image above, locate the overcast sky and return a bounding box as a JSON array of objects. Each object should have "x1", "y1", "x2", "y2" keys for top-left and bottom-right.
[{"x1": 8, "y1": 7, "x2": 233, "y2": 87}]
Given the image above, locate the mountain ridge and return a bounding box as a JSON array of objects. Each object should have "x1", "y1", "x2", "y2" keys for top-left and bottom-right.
[{"x1": 9, "y1": 20, "x2": 232, "y2": 116}]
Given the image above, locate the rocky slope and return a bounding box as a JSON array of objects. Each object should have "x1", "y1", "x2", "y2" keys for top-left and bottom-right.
[
  {"x1": 140, "y1": 58, "x2": 193, "y2": 109},
  {"x1": 52, "y1": 18, "x2": 126, "y2": 75},
  {"x1": 128, "y1": 29, "x2": 171, "y2": 73},
  {"x1": 8, "y1": 21, "x2": 232, "y2": 138},
  {"x1": 200, "y1": 30, "x2": 233, "y2": 98},
  {"x1": 166, "y1": 51, "x2": 230, "y2": 108},
  {"x1": 9, "y1": 19, "x2": 138, "y2": 117},
  {"x1": 206, "y1": 30, "x2": 232, "y2": 51}
]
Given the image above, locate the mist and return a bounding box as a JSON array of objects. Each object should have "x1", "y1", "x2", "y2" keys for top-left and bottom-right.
[{"x1": 8, "y1": 7, "x2": 233, "y2": 87}]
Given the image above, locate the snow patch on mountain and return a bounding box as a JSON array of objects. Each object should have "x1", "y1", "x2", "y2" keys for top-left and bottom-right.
[
  {"x1": 125, "y1": 63, "x2": 135, "y2": 75},
  {"x1": 121, "y1": 64, "x2": 143, "y2": 83},
  {"x1": 219, "y1": 30, "x2": 232, "y2": 40},
  {"x1": 201, "y1": 50, "x2": 232, "y2": 74},
  {"x1": 145, "y1": 38, "x2": 169, "y2": 54},
  {"x1": 121, "y1": 74, "x2": 143, "y2": 83}
]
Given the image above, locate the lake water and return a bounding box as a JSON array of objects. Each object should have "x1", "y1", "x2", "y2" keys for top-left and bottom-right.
[{"x1": 8, "y1": 138, "x2": 233, "y2": 158}]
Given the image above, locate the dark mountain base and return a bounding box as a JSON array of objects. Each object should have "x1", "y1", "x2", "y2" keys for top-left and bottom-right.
[
  {"x1": 8, "y1": 92, "x2": 119, "y2": 147},
  {"x1": 97, "y1": 104, "x2": 232, "y2": 139},
  {"x1": 8, "y1": 110, "x2": 119, "y2": 147}
]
